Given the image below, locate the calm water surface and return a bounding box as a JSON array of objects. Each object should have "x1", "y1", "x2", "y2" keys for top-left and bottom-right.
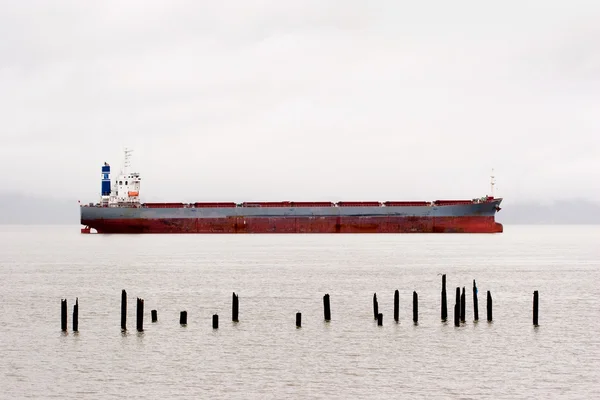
[{"x1": 1, "y1": 225, "x2": 599, "y2": 399}]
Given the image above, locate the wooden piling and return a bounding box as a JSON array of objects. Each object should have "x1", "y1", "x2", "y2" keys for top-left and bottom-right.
[
  {"x1": 61, "y1": 299, "x2": 67, "y2": 332},
  {"x1": 441, "y1": 274, "x2": 447, "y2": 321},
  {"x1": 394, "y1": 289, "x2": 399, "y2": 323},
  {"x1": 454, "y1": 287, "x2": 460, "y2": 327},
  {"x1": 487, "y1": 291, "x2": 493, "y2": 322},
  {"x1": 180, "y1": 311, "x2": 187, "y2": 325},
  {"x1": 151, "y1": 310, "x2": 157, "y2": 323},
  {"x1": 377, "y1": 313, "x2": 383, "y2": 326},
  {"x1": 454, "y1": 303, "x2": 459, "y2": 327},
  {"x1": 121, "y1": 289, "x2": 127, "y2": 331},
  {"x1": 533, "y1": 290, "x2": 539, "y2": 326},
  {"x1": 473, "y1": 280, "x2": 479, "y2": 322},
  {"x1": 373, "y1": 293, "x2": 378, "y2": 320},
  {"x1": 413, "y1": 291, "x2": 418, "y2": 324},
  {"x1": 460, "y1": 286, "x2": 466, "y2": 323},
  {"x1": 323, "y1": 294, "x2": 331, "y2": 321},
  {"x1": 73, "y1": 298, "x2": 78, "y2": 332},
  {"x1": 232, "y1": 292, "x2": 239, "y2": 322},
  {"x1": 213, "y1": 314, "x2": 219, "y2": 329},
  {"x1": 136, "y1": 298, "x2": 144, "y2": 332},
  {"x1": 296, "y1": 312, "x2": 301, "y2": 328}
]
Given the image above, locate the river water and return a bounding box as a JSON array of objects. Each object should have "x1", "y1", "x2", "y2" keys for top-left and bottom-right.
[{"x1": 0, "y1": 225, "x2": 598, "y2": 399}]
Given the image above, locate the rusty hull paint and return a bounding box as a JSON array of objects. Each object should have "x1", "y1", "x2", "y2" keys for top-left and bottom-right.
[{"x1": 87, "y1": 216, "x2": 503, "y2": 234}]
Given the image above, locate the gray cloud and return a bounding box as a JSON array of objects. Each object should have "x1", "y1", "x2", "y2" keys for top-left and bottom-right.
[{"x1": 1, "y1": 1, "x2": 599, "y2": 205}]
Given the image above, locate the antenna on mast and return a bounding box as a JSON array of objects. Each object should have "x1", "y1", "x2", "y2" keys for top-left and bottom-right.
[
  {"x1": 490, "y1": 168, "x2": 496, "y2": 198},
  {"x1": 123, "y1": 148, "x2": 133, "y2": 174}
]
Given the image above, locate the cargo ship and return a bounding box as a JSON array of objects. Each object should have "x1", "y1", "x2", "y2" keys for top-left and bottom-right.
[{"x1": 80, "y1": 150, "x2": 503, "y2": 234}]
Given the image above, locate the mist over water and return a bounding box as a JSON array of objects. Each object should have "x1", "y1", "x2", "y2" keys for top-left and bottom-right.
[{"x1": 1, "y1": 225, "x2": 599, "y2": 399}]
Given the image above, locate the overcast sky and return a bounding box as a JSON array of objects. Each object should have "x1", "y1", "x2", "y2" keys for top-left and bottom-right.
[{"x1": 1, "y1": 1, "x2": 599, "y2": 204}]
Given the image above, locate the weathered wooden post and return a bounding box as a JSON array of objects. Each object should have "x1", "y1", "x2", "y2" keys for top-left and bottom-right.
[
  {"x1": 473, "y1": 280, "x2": 479, "y2": 321},
  {"x1": 487, "y1": 291, "x2": 493, "y2": 322},
  {"x1": 180, "y1": 311, "x2": 187, "y2": 325},
  {"x1": 377, "y1": 313, "x2": 383, "y2": 326},
  {"x1": 413, "y1": 291, "x2": 418, "y2": 324},
  {"x1": 121, "y1": 289, "x2": 127, "y2": 331},
  {"x1": 454, "y1": 287, "x2": 460, "y2": 327},
  {"x1": 73, "y1": 298, "x2": 79, "y2": 332},
  {"x1": 533, "y1": 290, "x2": 539, "y2": 326},
  {"x1": 213, "y1": 314, "x2": 219, "y2": 329},
  {"x1": 460, "y1": 286, "x2": 466, "y2": 323},
  {"x1": 323, "y1": 293, "x2": 331, "y2": 321},
  {"x1": 373, "y1": 293, "x2": 378, "y2": 320},
  {"x1": 232, "y1": 292, "x2": 239, "y2": 322},
  {"x1": 296, "y1": 312, "x2": 301, "y2": 328},
  {"x1": 136, "y1": 298, "x2": 144, "y2": 332},
  {"x1": 394, "y1": 289, "x2": 399, "y2": 323},
  {"x1": 151, "y1": 310, "x2": 157, "y2": 322},
  {"x1": 441, "y1": 274, "x2": 447, "y2": 321},
  {"x1": 454, "y1": 303, "x2": 459, "y2": 326},
  {"x1": 61, "y1": 299, "x2": 67, "y2": 332}
]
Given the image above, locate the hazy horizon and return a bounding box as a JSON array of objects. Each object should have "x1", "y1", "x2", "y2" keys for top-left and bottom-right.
[
  {"x1": 1, "y1": 1, "x2": 599, "y2": 204},
  {"x1": 1, "y1": 191, "x2": 599, "y2": 225}
]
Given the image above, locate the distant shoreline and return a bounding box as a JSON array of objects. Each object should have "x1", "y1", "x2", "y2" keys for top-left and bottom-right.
[{"x1": 1, "y1": 193, "x2": 599, "y2": 225}]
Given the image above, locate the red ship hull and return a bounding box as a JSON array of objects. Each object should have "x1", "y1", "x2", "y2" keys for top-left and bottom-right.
[{"x1": 87, "y1": 216, "x2": 503, "y2": 234}]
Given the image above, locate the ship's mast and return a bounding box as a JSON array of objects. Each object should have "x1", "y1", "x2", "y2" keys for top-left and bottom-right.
[
  {"x1": 490, "y1": 168, "x2": 496, "y2": 198},
  {"x1": 122, "y1": 148, "x2": 133, "y2": 175}
]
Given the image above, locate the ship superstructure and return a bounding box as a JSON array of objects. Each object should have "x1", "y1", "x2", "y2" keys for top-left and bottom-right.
[{"x1": 99, "y1": 149, "x2": 141, "y2": 207}]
